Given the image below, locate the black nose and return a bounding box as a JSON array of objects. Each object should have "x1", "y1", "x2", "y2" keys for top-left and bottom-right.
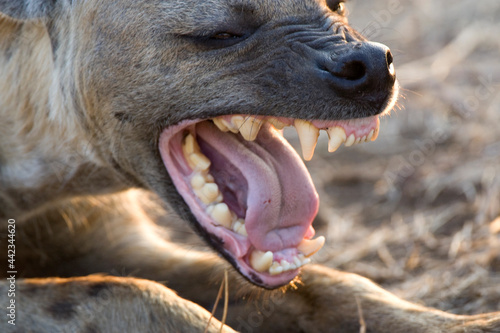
[{"x1": 320, "y1": 42, "x2": 396, "y2": 104}]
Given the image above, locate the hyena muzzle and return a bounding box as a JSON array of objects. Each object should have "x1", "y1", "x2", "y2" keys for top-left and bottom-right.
[{"x1": 0, "y1": 0, "x2": 499, "y2": 332}]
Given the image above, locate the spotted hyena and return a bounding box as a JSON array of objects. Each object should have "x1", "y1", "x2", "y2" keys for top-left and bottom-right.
[{"x1": 1, "y1": 0, "x2": 499, "y2": 332}]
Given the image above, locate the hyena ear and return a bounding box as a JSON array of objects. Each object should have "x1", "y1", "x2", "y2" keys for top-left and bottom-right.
[{"x1": 0, "y1": 0, "x2": 55, "y2": 20}]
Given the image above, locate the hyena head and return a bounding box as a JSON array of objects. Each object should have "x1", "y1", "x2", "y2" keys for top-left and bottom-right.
[{"x1": 2, "y1": 0, "x2": 397, "y2": 288}]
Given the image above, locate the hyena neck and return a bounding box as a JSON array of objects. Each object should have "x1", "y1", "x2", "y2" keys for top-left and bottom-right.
[{"x1": 0, "y1": 18, "x2": 126, "y2": 219}]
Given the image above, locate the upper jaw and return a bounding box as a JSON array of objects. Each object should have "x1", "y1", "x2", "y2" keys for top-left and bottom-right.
[{"x1": 158, "y1": 113, "x2": 382, "y2": 288}]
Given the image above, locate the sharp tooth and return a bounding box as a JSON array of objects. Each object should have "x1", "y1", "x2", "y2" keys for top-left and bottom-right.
[
  {"x1": 213, "y1": 118, "x2": 229, "y2": 132},
  {"x1": 267, "y1": 118, "x2": 287, "y2": 130},
  {"x1": 238, "y1": 116, "x2": 263, "y2": 141},
  {"x1": 297, "y1": 236, "x2": 325, "y2": 257},
  {"x1": 362, "y1": 135, "x2": 367, "y2": 142},
  {"x1": 230, "y1": 115, "x2": 245, "y2": 132},
  {"x1": 344, "y1": 134, "x2": 355, "y2": 147},
  {"x1": 210, "y1": 203, "x2": 232, "y2": 228},
  {"x1": 367, "y1": 130, "x2": 374, "y2": 141},
  {"x1": 301, "y1": 257, "x2": 311, "y2": 265},
  {"x1": 354, "y1": 137, "x2": 361, "y2": 145},
  {"x1": 250, "y1": 250, "x2": 273, "y2": 272},
  {"x1": 183, "y1": 133, "x2": 198, "y2": 155},
  {"x1": 190, "y1": 174, "x2": 205, "y2": 189},
  {"x1": 221, "y1": 119, "x2": 239, "y2": 133},
  {"x1": 195, "y1": 183, "x2": 220, "y2": 204},
  {"x1": 294, "y1": 119, "x2": 320, "y2": 161},
  {"x1": 371, "y1": 118, "x2": 380, "y2": 141},
  {"x1": 327, "y1": 127, "x2": 346, "y2": 153},
  {"x1": 189, "y1": 152, "x2": 211, "y2": 171}
]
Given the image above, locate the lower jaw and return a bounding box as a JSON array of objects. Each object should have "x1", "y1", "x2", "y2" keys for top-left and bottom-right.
[{"x1": 159, "y1": 114, "x2": 380, "y2": 288}]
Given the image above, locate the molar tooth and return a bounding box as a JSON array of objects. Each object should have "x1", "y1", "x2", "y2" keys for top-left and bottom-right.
[
  {"x1": 221, "y1": 119, "x2": 239, "y2": 133},
  {"x1": 293, "y1": 256, "x2": 302, "y2": 268},
  {"x1": 238, "y1": 116, "x2": 263, "y2": 141},
  {"x1": 280, "y1": 260, "x2": 291, "y2": 271},
  {"x1": 294, "y1": 119, "x2": 320, "y2": 161},
  {"x1": 196, "y1": 183, "x2": 219, "y2": 204},
  {"x1": 189, "y1": 153, "x2": 211, "y2": 171},
  {"x1": 269, "y1": 262, "x2": 284, "y2": 275},
  {"x1": 250, "y1": 250, "x2": 274, "y2": 272},
  {"x1": 213, "y1": 118, "x2": 229, "y2": 132},
  {"x1": 267, "y1": 117, "x2": 287, "y2": 130},
  {"x1": 183, "y1": 134, "x2": 198, "y2": 155},
  {"x1": 301, "y1": 257, "x2": 311, "y2": 265},
  {"x1": 233, "y1": 219, "x2": 248, "y2": 236},
  {"x1": 344, "y1": 134, "x2": 355, "y2": 147},
  {"x1": 210, "y1": 203, "x2": 232, "y2": 228},
  {"x1": 297, "y1": 236, "x2": 326, "y2": 257},
  {"x1": 190, "y1": 174, "x2": 206, "y2": 189},
  {"x1": 327, "y1": 127, "x2": 346, "y2": 153}
]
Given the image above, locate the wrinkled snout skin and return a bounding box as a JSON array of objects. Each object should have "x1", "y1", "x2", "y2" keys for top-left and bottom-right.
[{"x1": 48, "y1": 0, "x2": 397, "y2": 218}]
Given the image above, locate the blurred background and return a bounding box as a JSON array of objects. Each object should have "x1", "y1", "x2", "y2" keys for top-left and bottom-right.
[
  {"x1": 169, "y1": 0, "x2": 500, "y2": 314},
  {"x1": 305, "y1": 0, "x2": 500, "y2": 314}
]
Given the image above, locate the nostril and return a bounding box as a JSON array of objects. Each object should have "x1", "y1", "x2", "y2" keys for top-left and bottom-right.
[
  {"x1": 334, "y1": 60, "x2": 366, "y2": 81},
  {"x1": 386, "y1": 50, "x2": 395, "y2": 76}
]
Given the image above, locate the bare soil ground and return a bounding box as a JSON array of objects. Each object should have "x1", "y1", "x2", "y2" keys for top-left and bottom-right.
[{"x1": 168, "y1": 0, "x2": 500, "y2": 315}]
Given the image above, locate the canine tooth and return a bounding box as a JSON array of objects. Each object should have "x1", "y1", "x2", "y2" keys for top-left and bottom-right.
[
  {"x1": 327, "y1": 127, "x2": 346, "y2": 153},
  {"x1": 367, "y1": 130, "x2": 374, "y2": 141},
  {"x1": 189, "y1": 153, "x2": 211, "y2": 171},
  {"x1": 190, "y1": 174, "x2": 205, "y2": 189},
  {"x1": 221, "y1": 119, "x2": 239, "y2": 133},
  {"x1": 267, "y1": 118, "x2": 287, "y2": 130},
  {"x1": 210, "y1": 203, "x2": 232, "y2": 228},
  {"x1": 294, "y1": 119, "x2": 320, "y2": 161},
  {"x1": 372, "y1": 120, "x2": 380, "y2": 141},
  {"x1": 213, "y1": 118, "x2": 229, "y2": 132},
  {"x1": 238, "y1": 116, "x2": 263, "y2": 141},
  {"x1": 250, "y1": 250, "x2": 274, "y2": 272},
  {"x1": 297, "y1": 236, "x2": 325, "y2": 257},
  {"x1": 269, "y1": 262, "x2": 284, "y2": 275},
  {"x1": 344, "y1": 134, "x2": 355, "y2": 147}
]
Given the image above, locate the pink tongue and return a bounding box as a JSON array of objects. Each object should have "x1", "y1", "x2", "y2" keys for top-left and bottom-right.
[{"x1": 196, "y1": 122, "x2": 319, "y2": 252}]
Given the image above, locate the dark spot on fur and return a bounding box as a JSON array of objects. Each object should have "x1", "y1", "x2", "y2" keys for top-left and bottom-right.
[
  {"x1": 83, "y1": 323, "x2": 100, "y2": 333},
  {"x1": 46, "y1": 300, "x2": 77, "y2": 320},
  {"x1": 87, "y1": 282, "x2": 112, "y2": 297},
  {"x1": 114, "y1": 111, "x2": 133, "y2": 122}
]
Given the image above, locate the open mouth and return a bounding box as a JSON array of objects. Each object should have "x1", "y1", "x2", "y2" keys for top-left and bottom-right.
[{"x1": 159, "y1": 114, "x2": 380, "y2": 288}]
